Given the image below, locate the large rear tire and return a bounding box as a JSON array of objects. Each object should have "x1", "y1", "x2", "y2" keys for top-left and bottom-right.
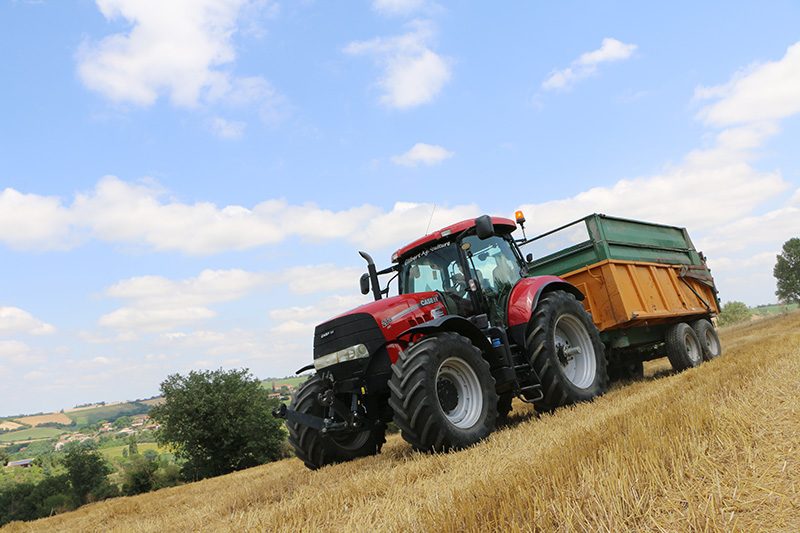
[
  {"x1": 388, "y1": 332, "x2": 497, "y2": 452},
  {"x1": 527, "y1": 290, "x2": 608, "y2": 412},
  {"x1": 286, "y1": 374, "x2": 385, "y2": 470},
  {"x1": 666, "y1": 322, "x2": 703, "y2": 371},
  {"x1": 691, "y1": 319, "x2": 722, "y2": 361}
]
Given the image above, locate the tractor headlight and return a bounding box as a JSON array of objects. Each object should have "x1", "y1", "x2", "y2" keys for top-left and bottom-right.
[{"x1": 313, "y1": 343, "x2": 370, "y2": 370}]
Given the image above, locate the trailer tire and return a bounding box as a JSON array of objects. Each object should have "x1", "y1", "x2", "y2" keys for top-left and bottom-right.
[
  {"x1": 287, "y1": 374, "x2": 385, "y2": 470},
  {"x1": 388, "y1": 332, "x2": 497, "y2": 452},
  {"x1": 691, "y1": 319, "x2": 722, "y2": 361},
  {"x1": 527, "y1": 290, "x2": 608, "y2": 412},
  {"x1": 665, "y1": 322, "x2": 703, "y2": 371}
]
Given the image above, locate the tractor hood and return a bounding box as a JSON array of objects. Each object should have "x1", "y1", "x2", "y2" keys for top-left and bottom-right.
[{"x1": 312, "y1": 292, "x2": 447, "y2": 372}]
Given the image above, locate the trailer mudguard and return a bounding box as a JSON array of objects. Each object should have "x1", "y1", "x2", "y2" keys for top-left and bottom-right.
[{"x1": 506, "y1": 276, "x2": 584, "y2": 346}]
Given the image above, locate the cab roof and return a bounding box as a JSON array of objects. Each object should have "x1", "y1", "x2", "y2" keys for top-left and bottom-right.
[{"x1": 392, "y1": 216, "x2": 517, "y2": 262}]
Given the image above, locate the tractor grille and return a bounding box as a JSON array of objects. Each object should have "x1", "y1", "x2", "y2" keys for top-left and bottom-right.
[{"x1": 313, "y1": 313, "x2": 385, "y2": 360}]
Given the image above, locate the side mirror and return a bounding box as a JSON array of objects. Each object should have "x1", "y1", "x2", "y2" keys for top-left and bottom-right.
[
  {"x1": 360, "y1": 273, "x2": 370, "y2": 295},
  {"x1": 526, "y1": 253, "x2": 533, "y2": 263},
  {"x1": 475, "y1": 215, "x2": 495, "y2": 240}
]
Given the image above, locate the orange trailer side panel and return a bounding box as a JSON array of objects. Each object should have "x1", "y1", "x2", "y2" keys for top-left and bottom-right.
[{"x1": 559, "y1": 260, "x2": 719, "y2": 332}]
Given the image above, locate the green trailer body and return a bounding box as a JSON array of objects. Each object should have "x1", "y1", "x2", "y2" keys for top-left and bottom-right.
[{"x1": 521, "y1": 214, "x2": 720, "y2": 353}]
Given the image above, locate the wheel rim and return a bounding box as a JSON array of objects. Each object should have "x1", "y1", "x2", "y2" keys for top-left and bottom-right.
[
  {"x1": 684, "y1": 330, "x2": 702, "y2": 365},
  {"x1": 436, "y1": 357, "x2": 484, "y2": 429},
  {"x1": 704, "y1": 329, "x2": 720, "y2": 358},
  {"x1": 554, "y1": 314, "x2": 596, "y2": 389}
]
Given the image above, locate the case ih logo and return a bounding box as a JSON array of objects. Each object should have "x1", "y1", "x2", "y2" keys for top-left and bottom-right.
[{"x1": 320, "y1": 329, "x2": 335, "y2": 339}]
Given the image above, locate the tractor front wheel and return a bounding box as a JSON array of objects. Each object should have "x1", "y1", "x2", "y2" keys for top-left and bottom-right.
[
  {"x1": 286, "y1": 374, "x2": 385, "y2": 470},
  {"x1": 388, "y1": 332, "x2": 497, "y2": 452}
]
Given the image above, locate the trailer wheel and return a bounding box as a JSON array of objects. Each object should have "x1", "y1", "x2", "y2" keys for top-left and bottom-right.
[
  {"x1": 388, "y1": 332, "x2": 497, "y2": 452},
  {"x1": 691, "y1": 319, "x2": 722, "y2": 361},
  {"x1": 527, "y1": 290, "x2": 608, "y2": 412},
  {"x1": 665, "y1": 322, "x2": 703, "y2": 371},
  {"x1": 286, "y1": 374, "x2": 385, "y2": 470}
]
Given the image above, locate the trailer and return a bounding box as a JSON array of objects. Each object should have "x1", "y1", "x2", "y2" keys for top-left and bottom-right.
[{"x1": 524, "y1": 214, "x2": 721, "y2": 377}]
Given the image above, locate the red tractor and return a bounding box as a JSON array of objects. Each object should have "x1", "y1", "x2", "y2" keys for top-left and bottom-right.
[{"x1": 274, "y1": 214, "x2": 607, "y2": 469}]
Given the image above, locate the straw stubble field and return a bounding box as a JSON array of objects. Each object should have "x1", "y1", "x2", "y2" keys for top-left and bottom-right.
[{"x1": 5, "y1": 313, "x2": 800, "y2": 532}]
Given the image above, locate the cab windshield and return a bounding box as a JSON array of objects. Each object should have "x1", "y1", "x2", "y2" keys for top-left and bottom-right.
[{"x1": 399, "y1": 241, "x2": 465, "y2": 296}]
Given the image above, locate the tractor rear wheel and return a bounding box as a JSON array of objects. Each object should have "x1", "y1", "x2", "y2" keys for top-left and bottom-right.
[
  {"x1": 527, "y1": 290, "x2": 608, "y2": 412},
  {"x1": 691, "y1": 319, "x2": 722, "y2": 361},
  {"x1": 665, "y1": 322, "x2": 703, "y2": 371},
  {"x1": 286, "y1": 374, "x2": 385, "y2": 470},
  {"x1": 388, "y1": 332, "x2": 497, "y2": 452}
]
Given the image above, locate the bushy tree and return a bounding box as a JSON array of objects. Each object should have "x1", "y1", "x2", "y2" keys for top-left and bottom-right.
[
  {"x1": 0, "y1": 448, "x2": 8, "y2": 466},
  {"x1": 774, "y1": 237, "x2": 800, "y2": 303},
  {"x1": 61, "y1": 443, "x2": 116, "y2": 505},
  {"x1": 113, "y1": 416, "x2": 133, "y2": 429},
  {"x1": 718, "y1": 301, "x2": 752, "y2": 326},
  {"x1": 121, "y1": 454, "x2": 158, "y2": 496},
  {"x1": 150, "y1": 368, "x2": 286, "y2": 481}
]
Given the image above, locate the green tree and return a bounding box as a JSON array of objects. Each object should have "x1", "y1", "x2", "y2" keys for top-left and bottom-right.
[
  {"x1": 774, "y1": 237, "x2": 800, "y2": 304},
  {"x1": 127, "y1": 434, "x2": 139, "y2": 456},
  {"x1": 149, "y1": 368, "x2": 286, "y2": 481},
  {"x1": 718, "y1": 301, "x2": 752, "y2": 326},
  {"x1": 61, "y1": 443, "x2": 115, "y2": 505},
  {"x1": 113, "y1": 415, "x2": 133, "y2": 429},
  {"x1": 0, "y1": 448, "x2": 8, "y2": 466},
  {"x1": 121, "y1": 454, "x2": 158, "y2": 496}
]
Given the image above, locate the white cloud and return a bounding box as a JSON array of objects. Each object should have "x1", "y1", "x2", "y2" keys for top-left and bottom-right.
[
  {"x1": 77, "y1": 0, "x2": 284, "y2": 125},
  {"x1": 345, "y1": 20, "x2": 451, "y2": 109},
  {"x1": 0, "y1": 176, "x2": 480, "y2": 254},
  {"x1": 372, "y1": 0, "x2": 425, "y2": 16},
  {"x1": 0, "y1": 340, "x2": 32, "y2": 362},
  {"x1": 279, "y1": 265, "x2": 365, "y2": 295},
  {"x1": 696, "y1": 42, "x2": 800, "y2": 126},
  {"x1": 0, "y1": 307, "x2": 55, "y2": 336},
  {"x1": 209, "y1": 117, "x2": 246, "y2": 139},
  {"x1": 391, "y1": 143, "x2": 453, "y2": 166},
  {"x1": 0, "y1": 188, "x2": 74, "y2": 250},
  {"x1": 100, "y1": 269, "x2": 267, "y2": 332},
  {"x1": 542, "y1": 37, "x2": 637, "y2": 91}
]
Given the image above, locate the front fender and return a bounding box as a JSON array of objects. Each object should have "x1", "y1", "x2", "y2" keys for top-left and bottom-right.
[
  {"x1": 398, "y1": 315, "x2": 492, "y2": 352},
  {"x1": 507, "y1": 276, "x2": 584, "y2": 329}
]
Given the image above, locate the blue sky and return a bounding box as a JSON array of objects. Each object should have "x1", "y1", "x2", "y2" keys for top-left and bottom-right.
[{"x1": 1, "y1": 0, "x2": 799, "y2": 416}]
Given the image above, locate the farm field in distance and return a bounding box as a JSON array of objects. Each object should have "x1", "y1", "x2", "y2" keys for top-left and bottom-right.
[
  {"x1": 13, "y1": 413, "x2": 72, "y2": 427},
  {"x1": 99, "y1": 442, "x2": 163, "y2": 460},
  {"x1": 7, "y1": 312, "x2": 799, "y2": 532},
  {"x1": 0, "y1": 428, "x2": 65, "y2": 444}
]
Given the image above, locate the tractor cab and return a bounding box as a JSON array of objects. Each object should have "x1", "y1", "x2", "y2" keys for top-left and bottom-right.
[{"x1": 396, "y1": 227, "x2": 524, "y2": 325}]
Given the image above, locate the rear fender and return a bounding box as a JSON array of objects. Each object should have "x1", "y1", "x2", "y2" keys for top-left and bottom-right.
[{"x1": 507, "y1": 276, "x2": 584, "y2": 346}]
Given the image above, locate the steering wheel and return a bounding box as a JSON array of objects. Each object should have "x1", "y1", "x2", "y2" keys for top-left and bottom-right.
[{"x1": 451, "y1": 273, "x2": 468, "y2": 298}]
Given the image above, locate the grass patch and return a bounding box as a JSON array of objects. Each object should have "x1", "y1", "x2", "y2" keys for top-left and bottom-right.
[
  {"x1": 66, "y1": 402, "x2": 149, "y2": 426},
  {"x1": 0, "y1": 427, "x2": 65, "y2": 443},
  {"x1": 99, "y1": 442, "x2": 162, "y2": 459}
]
